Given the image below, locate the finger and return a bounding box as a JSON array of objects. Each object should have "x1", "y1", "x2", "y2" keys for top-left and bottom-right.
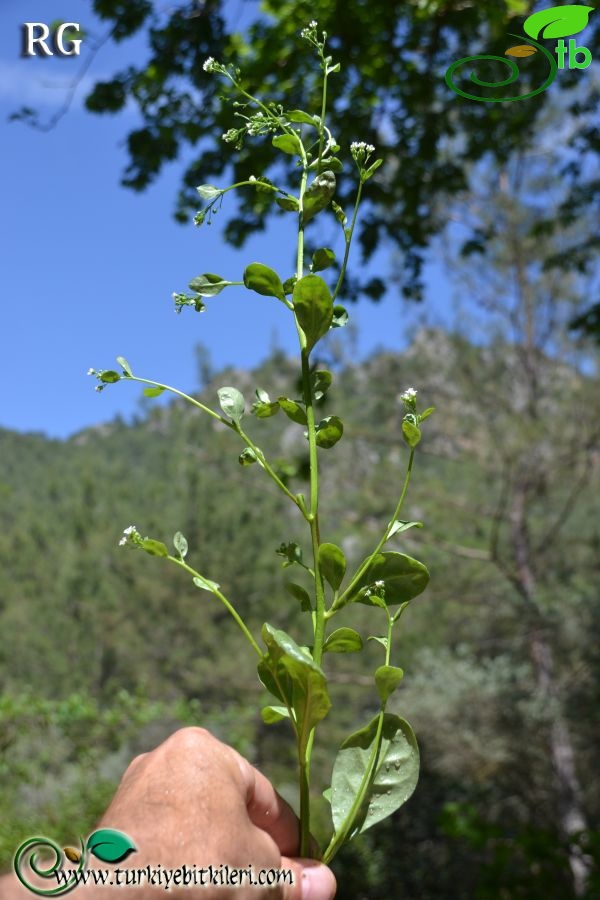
[
  {"x1": 281, "y1": 857, "x2": 337, "y2": 900},
  {"x1": 232, "y1": 752, "x2": 300, "y2": 856}
]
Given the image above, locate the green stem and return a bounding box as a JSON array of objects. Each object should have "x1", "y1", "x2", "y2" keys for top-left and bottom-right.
[
  {"x1": 169, "y1": 556, "x2": 262, "y2": 657},
  {"x1": 332, "y1": 448, "x2": 415, "y2": 612},
  {"x1": 127, "y1": 375, "x2": 232, "y2": 428},
  {"x1": 237, "y1": 424, "x2": 307, "y2": 516},
  {"x1": 331, "y1": 181, "x2": 363, "y2": 304},
  {"x1": 323, "y1": 613, "x2": 394, "y2": 863}
]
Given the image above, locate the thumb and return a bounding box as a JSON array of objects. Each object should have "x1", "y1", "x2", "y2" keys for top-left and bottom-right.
[{"x1": 281, "y1": 857, "x2": 337, "y2": 900}]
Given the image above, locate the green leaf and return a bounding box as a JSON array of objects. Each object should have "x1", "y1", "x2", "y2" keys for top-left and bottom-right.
[
  {"x1": 276, "y1": 196, "x2": 300, "y2": 212},
  {"x1": 312, "y1": 248, "x2": 336, "y2": 272},
  {"x1": 282, "y1": 276, "x2": 297, "y2": 295},
  {"x1": 318, "y1": 543, "x2": 346, "y2": 590},
  {"x1": 524, "y1": 5, "x2": 593, "y2": 40},
  {"x1": 311, "y1": 370, "x2": 333, "y2": 400},
  {"x1": 388, "y1": 520, "x2": 423, "y2": 538},
  {"x1": 302, "y1": 170, "x2": 336, "y2": 224},
  {"x1": 217, "y1": 386, "x2": 245, "y2": 424},
  {"x1": 331, "y1": 201, "x2": 347, "y2": 227},
  {"x1": 239, "y1": 447, "x2": 258, "y2": 466},
  {"x1": 196, "y1": 184, "x2": 221, "y2": 200},
  {"x1": 315, "y1": 416, "x2": 344, "y2": 449},
  {"x1": 327, "y1": 61, "x2": 341, "y2": 74},
  {"x1": 277, "y1": 397, "x2": 307, "y2": 425},
  {"x1": 367, "y1": 635, "x2": 389, "y2": 651},
  {"x1": 331, "y1": 714, "x2": 419, "y2": 837},
  {"x1": 261, "y1": 705, "x2": 290, "y2": 724},
  {"x1": 116, "y1": 356, "x2": 132, "y2": 376},
  {"x1": 324, "y1": 627, "x2": 363, "y2": 653},
  {"x1": 286, "y1": 109, "x2": 318, "y2": 126},
  {"x1": 402, "y1": 420, "x2": 421, "y2": 448},
  {"x1": 258, "y1": 624, "x2": 331, "y2": 754},
  {"x1": 375, "y1": 665, "x2": 404, "y2": 703},
  {"x1": 349, "y1": 551, "x2": 429, "y2": 607},
  {"x1": 173, "y1": 531, "x2": 188, "y2": 559},
  {"x1": 293, "y1": 275, "x2": 333, "y2": 352},
  {"x1": 363, "y1": 158, "x2": 383, "y2": 180},
  {"x1": 331, "y1": 305, "x2": 349, "y2": 328},
  {"x1": 143, "y1": 386, "x2": 165, "y2": 398},
  {"x1": 419, "y1": 406, "x2": 435, "y2": 422},
  {"x1": 243, "y1": 263, "x2": 286, "y2": 302},
  {"x1": 86, "y1": 829, "x2": 136, "y2": 864},
  {"x1": 193, "y1": 574, "x2": 220, "y2": 592},
  {"x1": 100, "y1": 370, "x2": 120, "y2": 384},
  {"x1": 272, "y1": 133, "x2": 303, "y2": 156},
  {"x1": 252, "y1": 399, "x2": 280, "y2": 418},
  {"x1": 188, "y1": 273, "x2": 229, "y2": 297},
  {"x1": 141, "y1": 538, "x2": 168, "y2": 558},
  {"x1": 286, "y1": 582, "x2": 312, "y2": 612}
]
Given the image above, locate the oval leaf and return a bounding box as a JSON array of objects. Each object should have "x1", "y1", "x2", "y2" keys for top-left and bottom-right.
[
  {"x1": 331, "y1": 714, "x2": 419, "y2": 837},
  {"x1": 189, "y1": 273, "x2": 229, "y2": 297},
  {"x1": 86, "y1": 829, "x2": 136, "y2": 864},
  {"x1": 318, "y1": 543, "x2": 346, "y2": 590},
  {"x1": 243, "y1": 263, "x2": 286, "y2": 302},
  {"x1": 286, "y1": 109, "x2": 318, "y2": 126},
  {"x1": 375, "y1": 665, "x2": 404, "y2": 703},
  {"x1": 349, "y1": 551, "x2": 429, "y2": 607},
  {"x1": 173, "y1": 531, "x2": 188, "y2": 558},
  {"x1": 116, "y1": 356, "x2": 132, "y2": 376},
  {"x1": 388, "y1": 520, "x2": 423, "y2": 539},
  {"x1": 258, "y1": 624, "x2": 331, "y2": 753},
  {"x1": 505, "y1": 45, "x2": 538, "y2": 57},
  {"x1": 402, "y1": 420, "x2": 421, "y2": 448},
  {"x1": 144, "y1": 386, "x2": 165, "y2": 398},
  {"x1": 100, "y1": 370, "x2": 120, "y2": 384},
  {"x1": 193, "y1": 575, "x2": 220, "y2": 592},
  {"x1": 276, "y1": 196, "x2": 300, "y2": 212},
  {"x1": 286, "y1": 581, "x2": 312, "y2": 612},
  {"x1": 218, "y1": 386, "x2": 245, "y2": 424},
  {"x1": 261, "y1": 705, "x2": 290, "y2": 724},
  {"x1": 196, "y1": 184, "x2": 221, "y2": 200},
  {"x1": 278, "y1": 397, "x2": 307, "y2": 425},
  {"x1": 315, "y1": 416, "x2": 344, "y2": 449},
  {"x1": 524, "y1": 5, "x2": 593, "y2": 40},
  {"x1": 272, "y1": 133, "x2": 303, "y2": 156},
  {"x1": 302, "y1": 170, "x2": 336, "y2": 224},
  {"x1": 293, "y1": 275, "x2": 333, "y2": 352},
  {"x1": 312, "y1": 248, "x2": 336, "y2": 272},
  {"x1": 141, "y1": 538, "x2": 168, "y2": 558},
  {"x1": 324, "y1": 627, "x2": 363, "y2": 653}
]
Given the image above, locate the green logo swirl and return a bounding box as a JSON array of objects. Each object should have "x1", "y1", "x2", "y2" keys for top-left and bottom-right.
[
  {"x1": 445, "y1": 35, "x2": 558, "y2": 102},
  {"x1": 13, "y1": 837, "x2": 85, "y2": 896}
]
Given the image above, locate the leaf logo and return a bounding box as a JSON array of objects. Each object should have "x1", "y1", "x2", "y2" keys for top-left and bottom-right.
[
  {"x1": 524, "y1": 5, "x2": 594, "y2": 40},
  {"x1": 86, "y1": 828, "x2": 137, "y2": 863},
  {"x1": 505, "y1": 45, "x2": 538, "y2": 57}
]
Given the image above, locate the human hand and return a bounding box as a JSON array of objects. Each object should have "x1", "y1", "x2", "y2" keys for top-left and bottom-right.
[{"x1": 91, "y1": 727, "x2": 336, "y2": 898}]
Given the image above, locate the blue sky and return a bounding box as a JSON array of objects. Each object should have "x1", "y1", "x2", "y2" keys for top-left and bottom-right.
[{"x1": 1, "y1": 1, "x2": 449, "y2": 439}]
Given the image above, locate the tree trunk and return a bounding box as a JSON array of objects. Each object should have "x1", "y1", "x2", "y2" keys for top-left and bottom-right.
[{"x1": 509, "y1": 474, "x2": 590, "y2": 895}]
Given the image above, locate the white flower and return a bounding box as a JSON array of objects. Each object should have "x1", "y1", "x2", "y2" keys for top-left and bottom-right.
[
  {"x1": 202, "y1": 57, "x2": 216, "y2": 72},
  {"x1": 119, "y1": 525, "x2": 139, "y2": 547},
  {"x1": 400, "y1": 387, "x2": 418, "y2": 401},
  {"x1": 351, "y1": 141, "x2": 375, "y2": 155},
  {"x1": 375, "y1": 580, "x2": 385, "y2": 589},
  {"x1": 87, "y1": 368, "x2": 95, "y2": 376}
]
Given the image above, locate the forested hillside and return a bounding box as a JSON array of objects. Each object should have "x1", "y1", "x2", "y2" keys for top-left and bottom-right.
[{"x1": 1, "y1": 331, "x2": 598, "y2": 897}]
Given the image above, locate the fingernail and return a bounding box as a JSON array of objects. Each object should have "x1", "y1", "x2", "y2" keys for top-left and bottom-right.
[{"x1": 301, "y1": 863, "x2": 336, "y2": 900}]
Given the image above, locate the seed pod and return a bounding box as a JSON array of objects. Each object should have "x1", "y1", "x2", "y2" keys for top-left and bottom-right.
[{"x1": 63, "y1": 847, "x2": 81, "y2": 863}]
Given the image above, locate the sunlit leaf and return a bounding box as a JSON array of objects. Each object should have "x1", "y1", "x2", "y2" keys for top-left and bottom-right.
[
  {"x1": 293, "y1": 275, "x2": 333, "y2": 352},
  {"x1": 331, "y1": 714, "x2": 419, "y2": 837},
  {"x1": 375, "y1": 665, "x2": 404, "y2": 703},
  {"x1": 272, "y1": 133, "x2": 303, "y2": 156},
  {"x1": 217, "y1": 386, "x2": 245, "y2": 424},
  {"x1": 318, "y1": 543, "x2": 346, "y2": 590},
  {"x1": 315, "y1": 416, "x2": 343, "y2": 449},
  {"x1": 348, "y1": 551, "x2": 429, "y2": 606},
  {"x1": 324, "y1": 627, "x2": 363, "y2": 653},
  {"x1": 243, "y1": 263, "x2": 286, "y2": 302}
]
